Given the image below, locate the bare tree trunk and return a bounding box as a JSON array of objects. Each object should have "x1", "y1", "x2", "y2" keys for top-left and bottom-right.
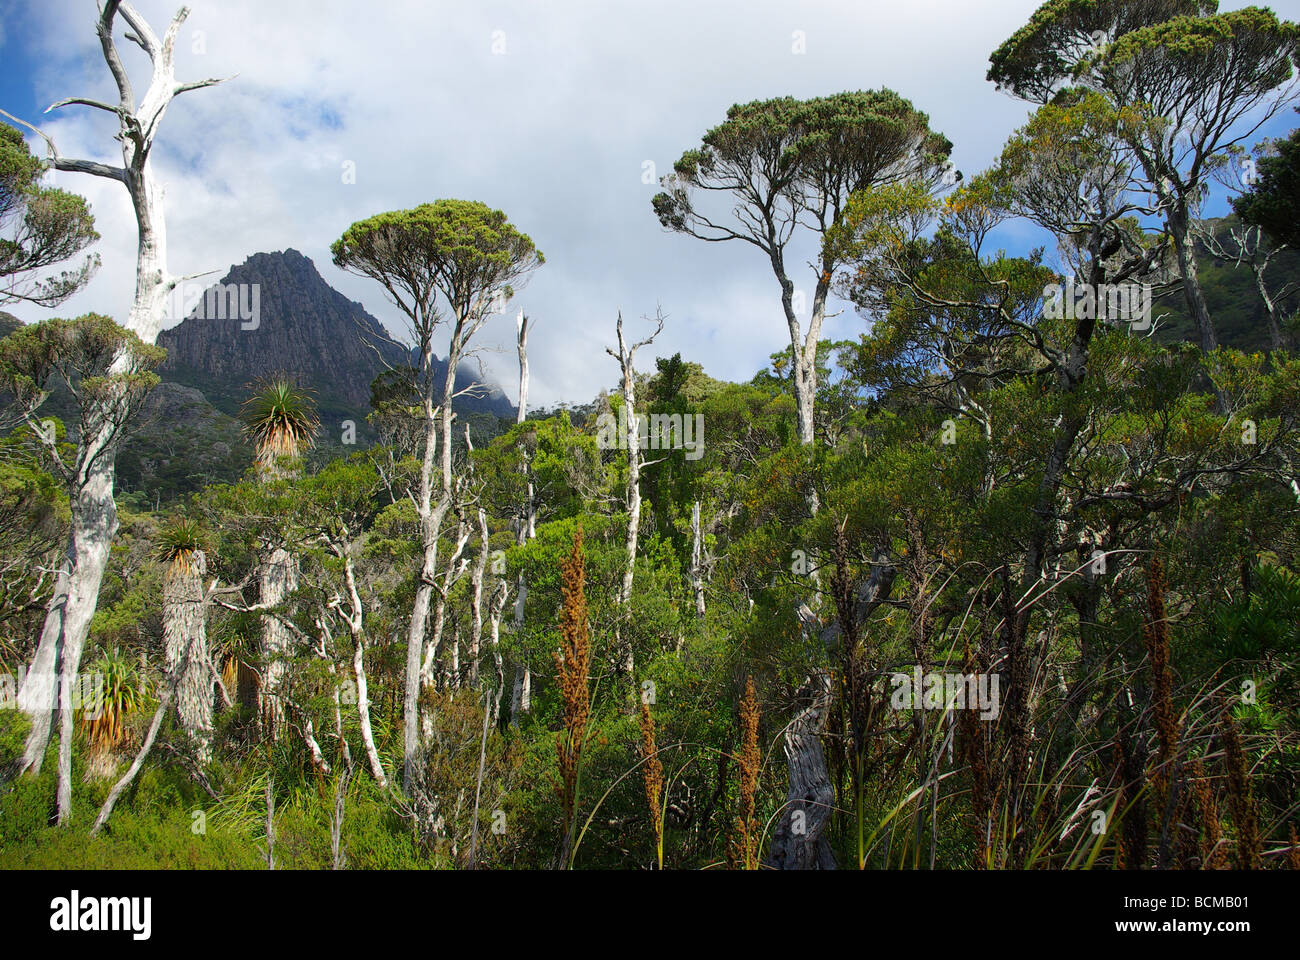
[
  {"x1": 689, "y1": 500, "x2": 706, "y2": 622},
  {"x1": 331, "y1": 544, "x2": 386, "y2": 789},
  {"x1": 353, "y1": 641, "x2": 385, "y2": 788},
  {"x1": 303, "y1": 718, "x2": 331, "y2": 776},
  {"x1": 422, "y1": 523, "x2": 469, "y2": 692},
  {"x1": 606, "y1": 311, "x2": 664, "y2": 674},
  {"x1": 257, "y1": 545, "x2": 297, "y2": 739},
  {"x1": 516, "y1": 312, "x2": 530, "y2": 426},
  {"x1": 403, "y1": 393, "x2": 447, "y2": 787},
  {"x1": 405, "y1": 328, "x2": 466, "y2": 788},
  {"x1": 1168, "y1": 206, "x2": 1218, "y2": 354},
  {"x1": 163, "y1": 551, "x2": 211, "y2": 765},
  {"x1": 764, "y1": 671, "x2": 837, "y2": 870},
  {"x1": 51, "y1": 455, "x2": 117, "y2": 824},
  {"x1": 1252, "y1": 257, "x2": 1285, "y2": 352},
  {"x1": 509, "y1": 312, "x2": 535, "y2": 722},
  {"x1": 487, "y1": 578, "x2": 510, "y2": 727},
  {"x1": 772, "y1": 250, "x2": 830, "y2": 446},
  {"x1": 16, "y1": 450, "x2": 116, "y2": 782},
  {"x1": 468, "y1": 509, "x2": 488, "y2": 687},
  {"x1": 10, "y1": 1, "x2": 227, "y2": 799}
]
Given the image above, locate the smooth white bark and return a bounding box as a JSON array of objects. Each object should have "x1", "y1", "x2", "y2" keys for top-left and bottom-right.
[{"x1": 11, "y1": 1, "x2": 229, "y2": 802}]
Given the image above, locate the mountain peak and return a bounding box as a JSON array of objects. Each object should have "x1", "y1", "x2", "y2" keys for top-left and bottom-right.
[{"x1": 157, "y1": 250, "x2": 515, "y2": 427}]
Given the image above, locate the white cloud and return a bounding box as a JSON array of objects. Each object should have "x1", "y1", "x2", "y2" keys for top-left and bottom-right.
[{"x1": 10, "y1": 0, "x2": 1298, "y2": 406}]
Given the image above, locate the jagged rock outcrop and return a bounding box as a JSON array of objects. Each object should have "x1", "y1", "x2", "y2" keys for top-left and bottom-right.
[{"x1": 157, "y1": 249, "x2": 515, "y2": 425}]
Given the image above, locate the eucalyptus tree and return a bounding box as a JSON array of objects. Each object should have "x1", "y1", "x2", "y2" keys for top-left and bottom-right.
[
  {"x1": 332, "y1": 199, "x2": 543, "y2": 791},
  {"x1": 990, "y1": 1, "x2": 1300, "y2": 353},
  {"x1": 986, "y1": 0, "x2": 1215, "y2": 103},
  {"x1": 1095, "y1": 8, "x2": 1299, "y2": 353},
  {"x1": 653, "y1": 91, "x2": 951, "y2": 445},
  {"x1": 2, "y1": 0, "x2": 228, "y2": 784},
  {"x1": 832, "y1": 90, "x2": 1168, "y2": 651},
  {"x1": 830, "y1": 91, "x2": 1297, "y2": 864},
  {"x1": 242, "y1": 379, "x2": 318, "y2": 739},
  {"x1": 510, "y1": 311, "x2": 535, "y2": 719},
  {"x1": 0, "y1": 314, "x2": 162, "y2": 819},
  {"x1": 0, "y1": 123, "x2": 99, "y2": 307}
]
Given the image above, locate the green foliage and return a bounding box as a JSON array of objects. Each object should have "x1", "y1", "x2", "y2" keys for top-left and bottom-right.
[
  {"x1": 0, "y1": 122, "x2": 100, "y2": 308},
  {"x1": 332, "y1": 199, "x2": 543, "y2": 326},
  {"x1": 1234, "y1": 117, "x2": 1300, "y2": 250},
  {"x1": 4, "y1": 9, "x2": 1300, "y2": 874},
  {"x1": 987, "y1": 1, "x2": 1218, "y2": 103}
]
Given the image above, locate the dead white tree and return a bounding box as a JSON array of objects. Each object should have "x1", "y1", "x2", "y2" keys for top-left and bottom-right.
[
  {"x1": 605, "y1": 309, "x2": 665, "y2": 674},
  {"x1": 468, "y1": 507, "x2": 489, "y2": 686},
  {"x1": 5, "y1": 0, "x2": 230, "y2": 804},
  {"x1": 324, "y1": 536, "x2": 387, "y2": 789},
  {"x1": 689, "y1": 500, "x2": 706, "y2": 622},
  {"x1": 510, "y1": 311, "x2": 535, "y2": 722},
  {"x1": 1193, "y1": 218, "x2": 1294, "y2": 352},
  {"x1": 487, "y1": 577, "x2": 511, "y2": 727}
]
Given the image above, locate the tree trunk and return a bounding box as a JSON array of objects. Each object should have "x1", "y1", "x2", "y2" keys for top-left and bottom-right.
[
  {"x1": 508, "y1": 313, "x2": 535, "y2": 723},
  {"x1": 487, "y1": 578, "x2": 510, "y2": 727},
  {"x1": 1168, "y1": 207, "x2": 1218, "y2": 354},
  {"x1": 772, "y1": 252, "x2": 830, "y2": 446},
  {"x1": 163, "y1": 550, "x2": 212, "y2": 765},
  {"x1": 764, "y1": 671, "x2": 837, "y2": 870},
  {"x1": 509, "y1": 578, "x2": 531, "y2": 724},
  {"x1": 9, "y1": 2, "x2": 229, "y2": 815},
  {"x1": 468, "y1": 509, "x2": 489, "y2": 687},
  {"x1": 257, "y1": 545, "x2": 297, "y2": 739},
  {"x1": 689, "y1": 500, "x2": 706, "y2": 622},
  {"x1": 618, "y1": 397, "x2": 641, "y2": 673},
  {"x1": 606, "y1": 311, "x2": 662, "y2": 675},
  {"x1": 422, "y1": 524, "x2": 469, "y2": 691},
  {"x1": 23, "y1": 447, "x2": 118, "y2": 824},
  {"x1": 403, "y1": 331, "x2": 460, "y2": 789},
  {"x1": 1252, "y1": 257, "x2": 1284, "y2": 352}
]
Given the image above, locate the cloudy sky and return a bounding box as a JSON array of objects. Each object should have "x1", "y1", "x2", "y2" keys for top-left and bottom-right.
[{"x1": 2, "y1": 0, "x2": 1298, "y2": 407}]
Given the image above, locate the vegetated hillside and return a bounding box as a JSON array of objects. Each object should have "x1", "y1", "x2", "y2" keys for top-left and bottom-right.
[
  {"x1": 1154, "y1": 216, "x2": 1299, "y2": 351},
  {"x1": 114, "y1": 383, "x2": 250, "y2": 509}
]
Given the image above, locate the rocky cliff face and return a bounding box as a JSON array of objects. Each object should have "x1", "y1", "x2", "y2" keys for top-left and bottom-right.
[{"x1": 157, "y1": 249, "x2": 516, "y2": 426}]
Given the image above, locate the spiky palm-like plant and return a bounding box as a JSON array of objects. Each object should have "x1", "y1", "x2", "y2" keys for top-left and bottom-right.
[
  {"x1": 157, "y1": 518, "x2": 213, "y2": 764},
  {"x1": 241, "y1": 379, "x2": 319, "y2": 478},
  {"x1": 242, "y1": 379, "x2": 317, "y2": 740},
  {"x1": 80, "y1": 646, "x2": 147, "y2": 777},
  {"x1": 157, "y1": 518, "x2": 205, "y2": 575}
]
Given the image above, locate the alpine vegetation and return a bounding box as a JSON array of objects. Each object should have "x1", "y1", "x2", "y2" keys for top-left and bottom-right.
[{"x1": 0, "y1": 0, "x2": 1297, "y2": 883}]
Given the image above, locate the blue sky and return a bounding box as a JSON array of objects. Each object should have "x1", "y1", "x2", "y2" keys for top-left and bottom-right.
[{"x1": 2, "y1": 0, "x2": 1298, "y2": 408}]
